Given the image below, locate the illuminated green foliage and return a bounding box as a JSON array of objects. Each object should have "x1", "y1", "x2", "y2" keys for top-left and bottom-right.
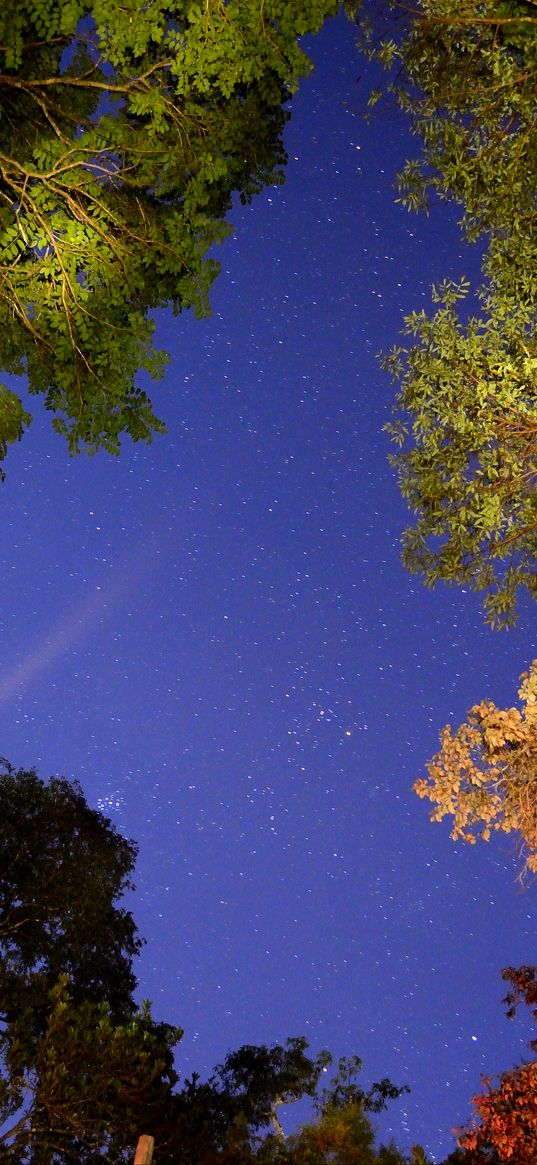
[
  {"x1": 1, "y1": 978, "x2": 181, "y2": 1163},
  {"x1": 383, "y1": 272, "x2": 537, "y2": 628},
  {"x1": 364, "y1": 0, "x2": 537, "y2": 626},
  {"x1": 0, "y1": 0, "x2": 337, "y2": 471}
]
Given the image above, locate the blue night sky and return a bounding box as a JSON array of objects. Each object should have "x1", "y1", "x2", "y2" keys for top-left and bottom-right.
[{"x1": 1, "y1": 11, "x2": 536, "y2": 1160}]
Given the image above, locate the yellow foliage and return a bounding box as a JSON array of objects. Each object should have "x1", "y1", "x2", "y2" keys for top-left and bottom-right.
[{"x1": 413, "y1": 662, "x2": 537, "y2": 876}]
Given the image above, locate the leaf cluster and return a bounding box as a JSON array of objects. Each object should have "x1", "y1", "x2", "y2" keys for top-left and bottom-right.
[
  {"x1": 413, "y1": 661, "x2": 537, "y2": 875},
  {"x1": 0, "y1": 758, "x2": 141, "y2": 1020},
  {"x1": 0, "y1": 0, "x2": 338, "y2": 470},
  {"x1": 421, "y1": 967, "x2": 537, "y2": 1164},
  {"x1": 0, "y1": 761, "x2": 182, "y2": 1163},
  {"x1": 362, "y1": 0, "x2": 537, "y2": 624},
  {"x1": 1, "y1": 978, "x2": 181, "y2": 1164},
  {"x1": 383, "y1": 272, "x2": 537, "y2": 628},
  {"x1": 248, "y1": 1055, "x2": 410, "y2": 1165},
  {"x1": 459, "y1": 1061, "x2": 537, "y2": 1165},
  {"x1": 457, "y1": 967, "x2": 537, "y2": 1164}
]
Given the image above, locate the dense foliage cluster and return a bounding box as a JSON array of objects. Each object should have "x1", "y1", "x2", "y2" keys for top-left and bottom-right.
[
  {"x1": 414, "y1": 661, "x2": 537, "y2": 876},
  {"x1": 0, "y1": 0, "x2": 337, "y2": 469},
  {"x1": 457, "y1": 967, "x2": 537, "y2": 1163},
  {"x1": 0, "y1": 761, "x2": 140, "y2": 1013},
  {"x1": 0, "y1": 761, "x2": 180, "y2": 1162},
  {"x1": 369, "y1": 0, "x2": 537, "y2": 625}
]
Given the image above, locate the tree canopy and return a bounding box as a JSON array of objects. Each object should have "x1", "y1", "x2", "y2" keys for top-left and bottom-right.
[
  {"x1": 0, "y1": 759, "x2": 141, "y2": 1020},
  {"x1": 1, "y1": 978, "x2": 181, "y2": 1164},
  {"x1": 0, "y1": 760, "x2": 181, "y2": 1161},
  {"x1": 0, "y1": 760, "x2": 409, "y2": 1164},
  {"x1": 0, "y1": 0, "x2": 337, "y2": 472},
  {"x1": 365, "y1": 0, "x2": 537, "y2": 626},
  {"x1": 413, "y1": 662, "x2": 537, "y2": 877}
]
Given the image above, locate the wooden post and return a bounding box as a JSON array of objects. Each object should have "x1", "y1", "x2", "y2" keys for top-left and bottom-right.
[{"x1": 134, "y1": 1134, "x2": 154, "y2": 1163}]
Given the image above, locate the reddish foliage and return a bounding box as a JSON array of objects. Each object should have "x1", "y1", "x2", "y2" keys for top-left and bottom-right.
[
  {"x1": 502, "y1": 967, "x2": 537, "y2": 1051},
  {"x1": 459, "y1": 1062, "x2": 537, "y2": 1163},
  {"x1": 457, "y1": 967, "x2": 537, "y2": 1162}
]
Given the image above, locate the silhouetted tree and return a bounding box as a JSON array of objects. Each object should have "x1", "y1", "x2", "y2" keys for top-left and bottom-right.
[{"x1": 0, "y1": 759, "x2": 408, "y2": 1164}]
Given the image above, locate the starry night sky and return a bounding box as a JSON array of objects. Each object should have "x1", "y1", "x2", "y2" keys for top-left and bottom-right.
[{"x1": 1, "y1": 11, "x2": 536, "y2": 1161}]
